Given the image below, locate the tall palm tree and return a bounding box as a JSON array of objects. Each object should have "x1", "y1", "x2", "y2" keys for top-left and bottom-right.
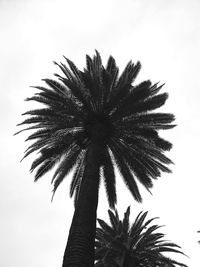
[
  {"x1": 16, "y1": 51, "x2": 175, "y2": 266},
  {"x1": 95, "y1": 207, "x2": 187, "y2": 267}
]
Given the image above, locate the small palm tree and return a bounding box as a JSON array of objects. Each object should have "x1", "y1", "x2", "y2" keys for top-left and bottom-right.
[
  {"x1": 95, "y1": 207, "x2": 188, "y2": 267},
  {"x1": 16, "y1": 51, "x2": 175, "y2": 266}
]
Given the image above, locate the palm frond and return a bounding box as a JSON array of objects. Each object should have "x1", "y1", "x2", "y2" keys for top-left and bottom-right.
[
  {"x1": 69, "y1": 151, "x2": 86, "y2": 198},
  {"x1": 101, "y1": 147, "x2": 116, "y2": 209},
  {"x1": 109, "y1": 140, "x2": 142, "y2": 202},
  {"x1": 97, "y1": 219, "x2": 116, "y2": 239},
  {"x1": 51, "y1": 144, "x2": 81, "y2": 199},
  {"x1": 108, "y1": 209, "x2": 120, "y2": 233},
  {"x1": 122, "y1": 206, "x2": 130, "y2": 235},
  {"x1": 107, "y1": 61, "x2": 141, "y2": 113}
]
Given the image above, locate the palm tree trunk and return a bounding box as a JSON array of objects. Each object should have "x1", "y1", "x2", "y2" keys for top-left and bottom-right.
[{"x1": 62, "y1": 144, "x2": 101, "y2": 267}]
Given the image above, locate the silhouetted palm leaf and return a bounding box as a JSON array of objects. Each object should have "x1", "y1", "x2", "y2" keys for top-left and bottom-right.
[{"x1": 95, "y1": 207, "x2": 188, "y2": 267}]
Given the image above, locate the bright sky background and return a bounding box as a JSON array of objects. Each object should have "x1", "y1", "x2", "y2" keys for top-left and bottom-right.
[{"x1": 1, "y1": 0, "x2": 200, "y2": 266}]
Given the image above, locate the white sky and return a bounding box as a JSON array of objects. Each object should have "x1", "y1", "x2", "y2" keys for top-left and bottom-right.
[{"x1": 1, "y1": 0, "x2": 200, "y2": 266}]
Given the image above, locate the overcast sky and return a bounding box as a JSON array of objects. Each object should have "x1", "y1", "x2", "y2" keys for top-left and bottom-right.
[{"x1": 1, "y1": 0, "x2": 200, "y2": 266}]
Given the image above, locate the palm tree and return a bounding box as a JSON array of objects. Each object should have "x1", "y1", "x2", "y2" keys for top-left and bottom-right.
[
  {"x1": 16, "y1": 51, "x2": 175, "y2": 266},
  {"x1": 95, "y1": 207, "x2": 187, "y2": 267}
]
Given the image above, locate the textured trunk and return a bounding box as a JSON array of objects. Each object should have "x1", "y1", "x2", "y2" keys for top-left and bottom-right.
[{"x1": 62, "y1": 144, "x2": 101, "y2": 267}]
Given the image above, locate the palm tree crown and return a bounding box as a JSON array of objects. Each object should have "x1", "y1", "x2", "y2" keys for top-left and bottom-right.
[
  {"x1": 16, "y1": 50, "x2": 175, "y2": 207},
  {"x1": 95, "y1": 207, "x2": 187, "y2": 267}
]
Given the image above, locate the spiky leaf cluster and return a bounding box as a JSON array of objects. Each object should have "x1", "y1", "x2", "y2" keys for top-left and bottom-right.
[
  {"x1": 95, "y1": 207, "x2": 187, "y2": 267},
  {"x1": 16, "y1": 51, "x2": 175, "y2": 206}
]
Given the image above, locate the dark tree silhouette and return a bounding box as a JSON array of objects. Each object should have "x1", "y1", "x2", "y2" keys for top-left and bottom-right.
[
  {"x1": 95, "y1": 207, "x2": 188, "y2": 267},
  {"x1": 16, "y1": 51, "x2": 175, "y2": 266}
]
